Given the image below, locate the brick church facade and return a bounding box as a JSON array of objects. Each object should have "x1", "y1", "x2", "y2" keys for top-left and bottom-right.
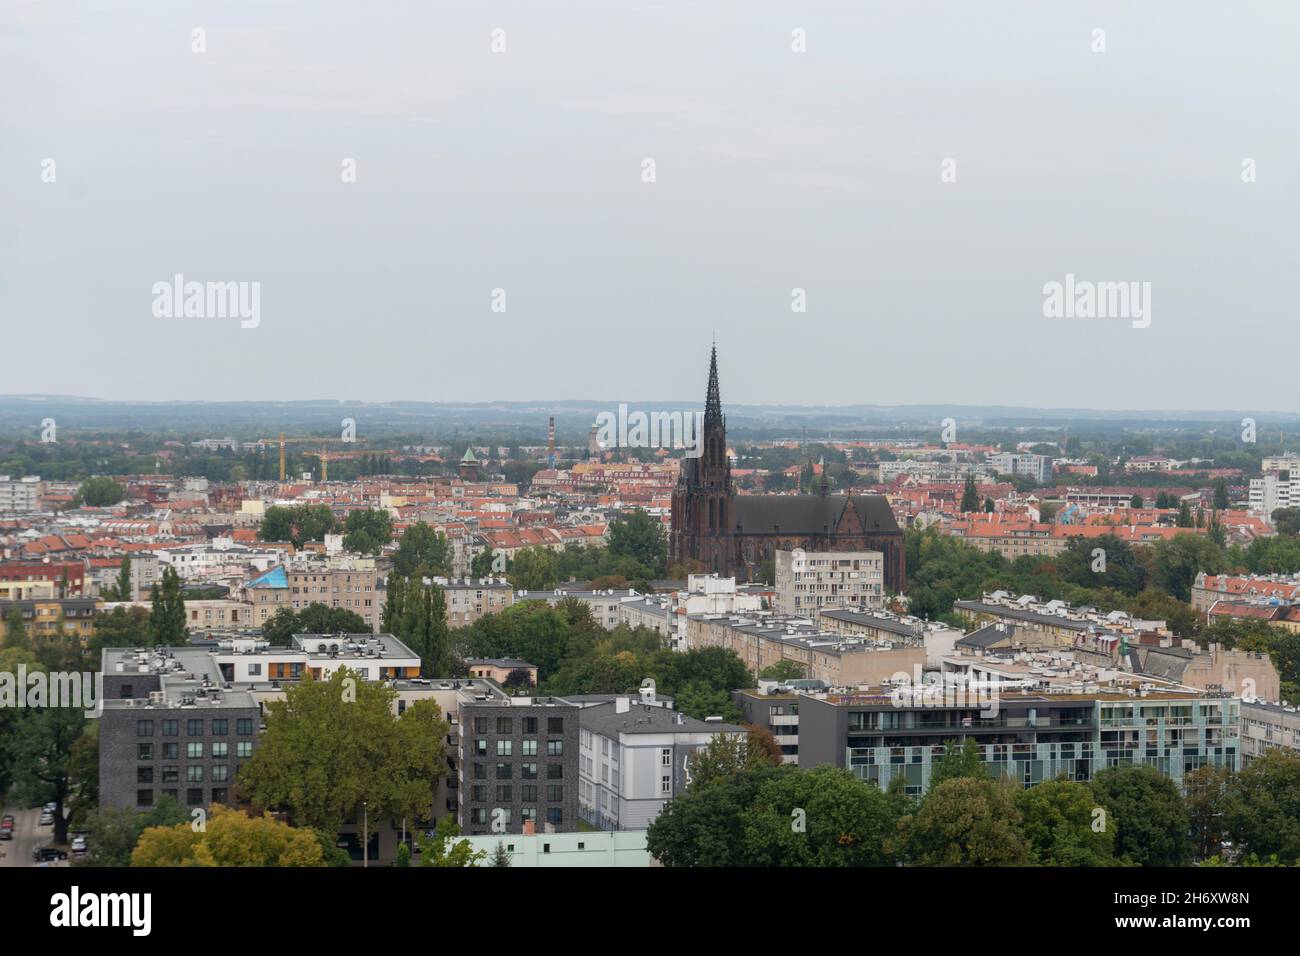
[{"x1": 669, "y1": 347, "x2": 906, "y2": 593}]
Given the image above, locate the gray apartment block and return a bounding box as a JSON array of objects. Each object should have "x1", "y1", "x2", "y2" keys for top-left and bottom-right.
[
  {"x1": 457, "y1": 692, "x2": 579, "y2": 835},
  {"x1": 98, "y1": 647, "x2": 260, "y2": 812},
  {"x1": 1241, "y1": 700, "x2": 1300, "y2": 761}
]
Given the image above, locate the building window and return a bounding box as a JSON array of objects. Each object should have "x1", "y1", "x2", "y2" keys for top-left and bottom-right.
[
  {"x1": 521, "y1": 785, "x2": 538, "y2": 801},
  {"x1": 474, "y1": 739, "x2": 488, "y2": 756},
  {"x1": 547, "y1": 763, "x2": 563, "y2": 780},
  {"x1": 137, "y1": 743, "x2": 153, "y2": 761},
  {"x1": 212, "y1": 788, "x2": 228, "y2": 804},
  {"x1": 661, "y1": 775, "x2": 671, "y2": 794},
  {"x1": 187, "y1": 719, "x2": 204, "y2": 736},
  {"x1": 162, "y1": 766, "x2": 179, "y2": 783},
  {"x1": 496, "y1": 740, "x2": 513, "y2": 756},
  {"x1": 474, "y1": 717, "x2": 489, "y2": 733},
  {"x1": 236, "y1": 742, "x2": 252, "y2": 759},
  {"x1": 548, "y1": 785, "x2": 563, "y2": 802},
  {"x1": 136, "y1": 720, "x2": 153, "y2": 737},
  {"x1": 661, "y1": 747, "x2": 671, "y2": 766},
  {"x1": 237, "y1": 718, "x2": 253, "y2": 735},
  {"x1": 137, "y1": 767, "x2": 153, "y2": 784},
  {"x1": 497, "y1": 785, "x2": 513, "y2": 802},
  {"x1": 547, "y1": 740, "x2": 563, "y2": 756},
  {"x1": 137, "y1": 789, "x2": 153, "y2": 807},
  {"x1": 162, "y1": 720, "x2": 178, "y2": 736},
  {"x1": 546, "y1": 808, "x2": 562, "y2": 826},
  {"x1": 523, "y1": 717, "x2": 538, "y2": 734},
  {"x1": 496, "y1": 763, "x2": 513, "y2": 780},
  {"x1": 496, "y1": 717, "x2": 513, "y2": 734},
  {"x1": 212, "y1": 766, "x2": 229, "y2": 783},
  {"x1": 187, "y1": 743, "x2": 203, "y2": 759},
  {"x1": 211, "y1": 719, "x2": 228, "y2": 735},
  {"x1": 187, "y1": 789, "x2": 204, "y2": 806},
  {"x1": 547, "y1": 717, "x2": 564, "y2": 734},
  {"x1": 212, "y1": 742, "x2": 228, "y2": 759},
  {"x1": 522, "y1": 762, "x2": 538, "y2": 780},
  {"x1": 187, "y1": 766, "x2": 204, "y2": 783}
]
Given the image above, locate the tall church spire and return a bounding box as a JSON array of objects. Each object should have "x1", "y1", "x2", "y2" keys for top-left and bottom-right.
[{"x1": 705, "y1": 343, "x2": 722, "y2": 427}]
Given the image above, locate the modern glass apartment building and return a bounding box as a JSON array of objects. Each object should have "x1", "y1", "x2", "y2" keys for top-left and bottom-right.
[{"x1": 798, "y1": 689, "x2": 1240, "y2": 795}]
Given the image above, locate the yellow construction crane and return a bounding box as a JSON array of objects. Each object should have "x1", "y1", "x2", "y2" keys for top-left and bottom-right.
[{"x1": 257, "y1": 433, "x2": 353, "y2": 482}]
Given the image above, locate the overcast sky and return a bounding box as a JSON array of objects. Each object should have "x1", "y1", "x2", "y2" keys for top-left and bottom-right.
[{"x1": 3, "y1": 1, "x2": 1298, "y2": 410}]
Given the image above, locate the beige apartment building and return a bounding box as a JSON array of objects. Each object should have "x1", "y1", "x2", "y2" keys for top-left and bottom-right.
[
  {"x1": 242, "y1": 564, "x2": 386, "y2": 632},
  {"x1": 687, "y1": 613, "x2": 924, "y2": 686},
  {"x1": 441, "y1": 578, "x2": 515, "y2": 627},
  {"x1": 773, "y1": 548, "x2": 883, "y2": 615}
]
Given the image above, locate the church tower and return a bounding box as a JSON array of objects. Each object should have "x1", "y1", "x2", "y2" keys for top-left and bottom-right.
[{"x1": 670, "y1": 345, "x2": 734, "y2": 572}]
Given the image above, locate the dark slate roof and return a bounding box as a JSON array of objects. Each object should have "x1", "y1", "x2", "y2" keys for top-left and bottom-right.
[
  {"x1": 1136, "y1": 647, "x2": 1192, "y2": 681},
  {"x1": 579, "y1": 700, "x2": 744, "y2": 737},
  {"x1": 957, "y1": 622, "x2": 1016, "y2": 649},
  {"x1": 732, "y1": 494, "x2": 898, "y2": 535}
]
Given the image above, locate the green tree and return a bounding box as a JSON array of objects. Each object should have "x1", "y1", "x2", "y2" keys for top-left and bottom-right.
[
  {"x1": 1272, "y1": 507, "x2": 1300, "y2": 537},
  {"x1": 1213, "y1": 479, "x2": 1230, "y2": 510},
  {"x1": 8, "y1": 706, "x2": 88, "y2": 843},
  {"x1": 238, "y1": 669, "x2": 449, "y2": 835},
  {"x1": 3, "y1": 605, "x2": 27, "y2": 649},
  {"x1": 1015, "y1": 778, "x2": 1115, "y2": 866},
  {"x1": 927, "y1": 738, "x2": 990, "y2": 791},
  {"x1": 259, "y1": 504, "x2": 339, "y2": 548},
  {"x1": 471, "y1": 547, "x2": 499, "y2": 579},
  {"x1": 104, "y1": 555, "x2": 133, "y2": 601},
  {"x1": 507, "y1": 547, "x2": 558, "y2": 591},
  {"x1": 489, "y1": 842, "x2": 512, "y2": 867},
  {"x1": 1150, "y1": 534, "x2": 1228, "y2": 602},
  {"x1": 900, "y1": 777, "x2": 1032, "y2": 866},
  {"x1": 391, "y1": 521, "x2": 452, "y2": 577},
  {"x1": 78, "y1": 795, "x2": 189, "y2": 867},
  {"x1": 687, "y1": 729, "x2": 781, "y2": 789},
  {"x1": 417, "y1": 816, "x2": 484, "y2": 867},
  {"x1": 646, "y1": 763, "x2": 778, "y2": 867},
  {"x1": 77, "y1": 476, "x2": 126, "y2": 507},
  {"x1": 741, "y1": 766, "x2": 900, "y2": 866},
  {"x1": 1220, "y1": 750, "x2": 1300, "y2": 863},
  {"x1": 1184, "y1": 763, "x2": 1232, "y2": 861},
  {"x1": 1090, "y1": 764, "x2": 1190, "y2": 866},
  {"x1": 960, "y1": 473, "x2": 980, "y2": 514},
  {"x1": 147, "y1": 565, "x2": 187, "y2": 644},
  {"x1": 342, "y1": 509, "x2": 393, "y2": 555},
  {"x1": 398, "y1": 579, "x2": 452, "y2": 676},
  {"x1": 758, "y1": 660, "x2": 806, "y2": 682},
  {"x1": 607, "y1": 509, "x2": 667, "y2": 576}
]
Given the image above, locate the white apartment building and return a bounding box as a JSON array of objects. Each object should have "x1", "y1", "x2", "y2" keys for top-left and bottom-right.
[
  {"x1": 578, "y1": 690, "x2": 744, "y2": 831},
  {"x1": 1249, "y1": 473, "x2": 1300, "y2": 517},
  {"x1": 773, "y1": 548, "x2": 884, "y2": 615},
  {"x1": 986, "y1": 453, "x2": 1054, "y2": 483},
  {"x1": 0, "y1": 475, "x2": 42, "y2": 514}
]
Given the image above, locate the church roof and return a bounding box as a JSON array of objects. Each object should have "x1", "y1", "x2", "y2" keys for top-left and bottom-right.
[
  {"x1": 732, "y1": 494, "x2": 898, "y2": 535},
  {"x1": 460, "y1": 447, "x2": 478, "y2": 463}
]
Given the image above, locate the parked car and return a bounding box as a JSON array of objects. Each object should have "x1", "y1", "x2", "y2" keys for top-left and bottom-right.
[
  {"x1": 70, "y1": 836, "x2": 87, "y2": 856},
  {"x1": 38, "y1": 812, "x2": 54, "y2": 826},
  {"x1": 32, "y1": 846, "x2": 67, "y2": 862}
]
